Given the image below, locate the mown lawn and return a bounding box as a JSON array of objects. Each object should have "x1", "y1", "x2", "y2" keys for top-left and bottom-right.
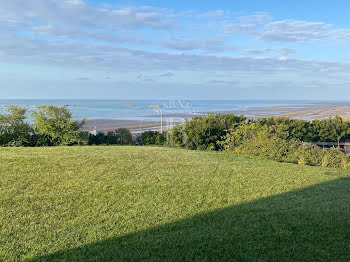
[{"x1": 0, "y1": 146, "x2": 349, "y2": 261}]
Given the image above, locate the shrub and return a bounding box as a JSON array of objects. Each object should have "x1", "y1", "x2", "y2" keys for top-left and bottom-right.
[
  {"x1": 298, "y1": 156, "x2": 306, "y2": 166},
  {"x1": 221, "y1": 124, "x2": 349, "y2": 168},
  {"x1": 155, "y1": 132, "x2": 167, "y2": 145},
  {"x1": 141, "y1": 131, "x2": 158, "y2": 145},
  {"x1": 170, "y1": 114, "x2": 246, "y2": 150},
  {"x1": 115, "y1": 128, "x2": 133, "y2": 145},
  {"x1": 167, "y1": 124, "x2": 185, "y2": 147},
  {"x1": 88, "y1": 133, "x2": 106, "y2": 145},
  {"x1": 341, "y1": 155, "x2": 350, "y2": 169},
  {"x1": 0, "y1": 105, "x2": 32, "y2": 146},
  {"x1": 322, "y1": 154, "x2": 330, "y2": 167},
  {"x1": 106, "y1": 131, "x2": 118, "y2": 145},
  {"x1": 31, "y1": 105, "x2": 87, "y2": 146}
]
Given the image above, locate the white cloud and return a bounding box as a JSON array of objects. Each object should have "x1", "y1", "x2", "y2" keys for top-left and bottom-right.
[
  {"x1": 197, "y1": 10, "x2": 229, "y2": 19},
  {"x1": 160, "y1": 38, "x2": 237, "y2": 52},
  {"x1": 260, "y1": 20, "x2": 331, "y2": 42},
  {"x1": 0, "y1": 30, "x2": 348, "y2": 76},
  {"x1": 1, "y1": 0, "x2": 350, "y2": 96},
  {"x1": 238, "y1": 12, "x2": 273, "y2": 24},
  {"x1": 0, "y1": 0, "x2": 175, "y2": 30},
  {"x1": 245, "y1": 48, "x2": 296, "y2": 56},
  {"x1": 222, "y1": 14, "x2": 350, "y2": 43}
]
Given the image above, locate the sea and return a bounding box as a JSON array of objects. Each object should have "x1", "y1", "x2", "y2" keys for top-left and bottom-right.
[{"x1": 0, "y1": 99, "x2": 332, "y2": 122}]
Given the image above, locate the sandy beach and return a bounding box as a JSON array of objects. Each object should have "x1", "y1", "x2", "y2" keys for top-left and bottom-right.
[{"x1": 82, "y1": 102, "x2": 350, "y2": 132}]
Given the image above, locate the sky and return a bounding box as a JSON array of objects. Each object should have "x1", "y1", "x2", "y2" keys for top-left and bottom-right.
[{"x1": 1, "y1": 0, "x2": 350, "y2": 100}]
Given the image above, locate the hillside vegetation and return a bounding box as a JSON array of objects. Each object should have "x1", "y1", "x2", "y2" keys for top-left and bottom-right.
[
  {"x1": 1, "y1": 146, "x2": 349, "y2": 261},
  {"x1": 2, "y1": 104, "x2": 350, "y2": 169}
]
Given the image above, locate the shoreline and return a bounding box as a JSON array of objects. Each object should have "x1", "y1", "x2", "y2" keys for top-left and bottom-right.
[{"x1": 82, "y1": 102, "x2": 350, "y2": 132}]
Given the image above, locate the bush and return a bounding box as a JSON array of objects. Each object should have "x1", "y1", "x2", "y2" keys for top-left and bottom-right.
[
  {"x1": 106, "y1": 131, "x2": 118, "y2": 145},
  {"x1": 221, "y1": 124, "x2": 349, "y2": 168},
  {"x1": 115, "y1": 128, "x2": 133, "y2": 145},
  {"x1": 167, "y1": 124, "x2": 185, "y2": 147},
  {"x1": 140, "y1": 131, "x2": 167, "y2": 146},
  {"x1": 0, "y1": 105, "x2": 32, "y2": 146},
  {"x1": 141, "y1": 131, "x2": 158, "y2": 145},
  {"x1": 169, "y1": 114, "x2": 246, "y2": 150},
  {"x1": 31, "y1": 105, "x2": 87, "y2": 146}
]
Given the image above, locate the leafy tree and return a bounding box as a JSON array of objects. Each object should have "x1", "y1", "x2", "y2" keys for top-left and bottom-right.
[
  {"x1": 140, "y1": 131, "x2": 167, "y2": 145},
  {"x1": 312, "y1": 116, "x2": 350, "y2": 145},
  {"x1": 177, "y1": 113, "x2": 246, "y2": 150},
  {"x1": 141, "y1": 131, "x2": 158, "y2": 145},
  {"x1": 115, "y1": 128, "x2": 133, "y2": 145},
  {"x1": 88, "y1": 133, "x2": 106, "y2": 145},
  {"x1": 155, "y1": 132, "x2": 167, "y2": 145},
  {"x1": 0, "y1": 105, "x2": 31, "y2": 146},
  {"x1": 167, "y1": 124, "x2": 185, "y2": 147},
  {"x1": 106, "y1": 131, "x2": 118, "y2": 145},
  {"x1": 31, "y1": 105, "x2": 87, "y2": 146},
  {"x1": 327, "y1": 116, "x2": 349, "y2": 146}
]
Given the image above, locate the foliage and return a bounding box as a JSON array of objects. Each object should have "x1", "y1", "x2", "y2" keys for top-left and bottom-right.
[
  {"x1": 88, "y1": 128, "x2": 133, "y2": 145},
  {"x1": 0, "y1": 105, "x2": 32, "y2": 146},
  {"x1": 165, "y1": 113, "x2": 350, "y2": 168},
  {"x1": 115, "y1": 128, "x2": 133, "y2": 145},
  {"x1": 168, "y1": 113, "x2": 246, "y2": 150},
  {"x1": 141, "y1": 131, "x2": 158, "y2": 145},
  {"x1": 31, "y1": 105, "x2": 87, "y2": 146},
  {"x1": 221, "y1": 123, "x2": 349, "y2": 168},
  {"x1": 140, "y1": 131, "x2": 167, "y2": 145},
  {"x1": 88, "y1": 133, "x2": 106, "y2": 145},
  {"x1": 106, "y1": 131, "x2": 118, "y2": 145},
  {"x1": 312, "y1": 116, "x2": 350, "y2": 144},
  {"x1": 167, "y1": 124, "x2": 186, "y2": 147}
]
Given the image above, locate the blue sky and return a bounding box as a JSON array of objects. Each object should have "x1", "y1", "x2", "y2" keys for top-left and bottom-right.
[{"x1": 1, "y1": 0, "x2": 350, "y2": 99}]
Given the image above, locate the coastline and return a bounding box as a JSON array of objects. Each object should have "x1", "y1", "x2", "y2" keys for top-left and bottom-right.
[{"x1": 82, "y1": 101, "x2": 350, "y2": 132}]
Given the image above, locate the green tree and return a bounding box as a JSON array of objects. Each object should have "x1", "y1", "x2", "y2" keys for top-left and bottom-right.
[
  {"x1": 31, "y1": 105, "x2": 87, "y2": 146},
  {"x1": 115, "y1": 128, "x2": 133, "y2": 145},
  {"x1": 180, "y1": 114, "x2": 246, "y2": 150},
  {"x1": 141, "y1": 131, "x2": 158, "y2": 145},
  {"x1": 106, "y1": 131, "x2": 118, "y2": 145},
  {"x1": 331, "y1": 116, "x2": 349, "y2": 146},
  {"x1": 0, "y1": 105, "x2": 31, "y2": 146},
  {"x1": 89, "y1": 133, "x2": 106, "y2": 145},
  {"x1": 313, "y1": 116, "x2": 350, "y2": 145}
]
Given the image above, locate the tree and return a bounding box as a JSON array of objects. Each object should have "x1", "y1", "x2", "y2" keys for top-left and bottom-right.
[
  {"x1": 314, "y1": 116, "x2": 350, "y2": 146},
  {"x1": 88, "y1": 133, "x2": 106, "y2": 145},
  {"x1": 115, "y1": 128, "x2": 133, "y2": 145},
  {"x1": 0, "y1": 105, "x2": 31, "y2": 146},
  {"x1": 331, "y1": 116, "x2": 349, "y2": 147},
  {"x1": 106, "y1": 131, "x2": 118, "y2": 145},
  {"x1": 31, "y1": 105, "x2": 87, "y2": 146},
  {"x1": 141, "y1": 131, "x2": 158, "y2": 145},
  {"x1": 182, "y1": 114, "x2": 246, "y2": 151}
]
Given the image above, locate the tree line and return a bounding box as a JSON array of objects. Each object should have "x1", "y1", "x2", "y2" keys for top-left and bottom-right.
[
  {"x1": 0, "y1": 105, "x2": 133, "y2": 146},
  {"x1": 2, "y1": 104, "x2": 350, "y2": 168},
  {"x1": 143, "y1": 114, "x2": 350, "y2": 168}
]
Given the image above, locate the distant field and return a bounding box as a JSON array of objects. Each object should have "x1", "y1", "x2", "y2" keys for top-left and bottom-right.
[{"x1": 0, "y1": 146, "x2": 349, "y2": 261}]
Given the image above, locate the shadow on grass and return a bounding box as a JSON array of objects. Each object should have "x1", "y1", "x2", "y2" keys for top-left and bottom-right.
[{"x1": 31, "y1": 178, "x2": 350, "y2": 262}]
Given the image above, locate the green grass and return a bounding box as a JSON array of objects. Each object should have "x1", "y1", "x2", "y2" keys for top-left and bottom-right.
[{"x1": 0, "y1": 146, "x2": 349, "y2": 261}]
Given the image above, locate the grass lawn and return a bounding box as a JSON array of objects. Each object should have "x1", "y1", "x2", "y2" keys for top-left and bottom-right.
[{"x1": 0, "y1": 146, "x2": 349, "y2": 261}]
